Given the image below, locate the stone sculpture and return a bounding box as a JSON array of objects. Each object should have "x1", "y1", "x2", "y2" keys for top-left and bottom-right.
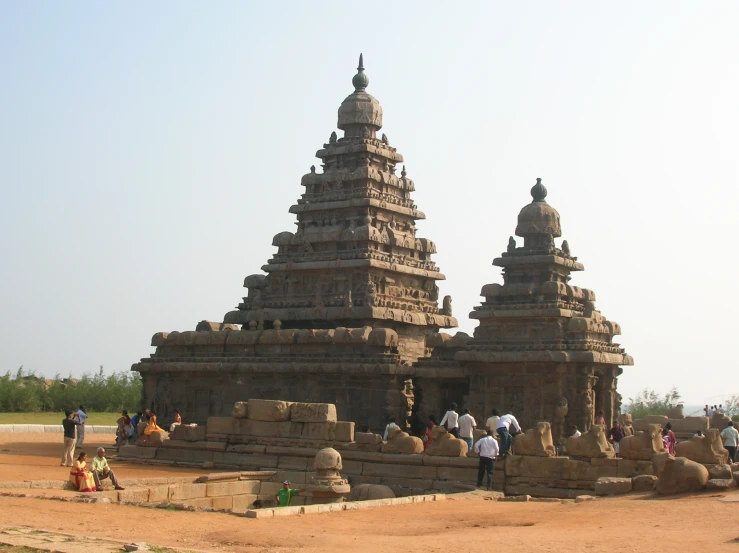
[
  {"x1": 566, "y1": 424, "x2": 615, "y2": 458},
  {"x1": 618, "y1": 413, "x2": 634, "y2": 436},
  {"x1": 710, "y1": 412, "x2": 732, "y2": 429},
  {"x1": 665, "y1": 404, "x2": 684, "y2": 419},
  {"x1": 674, "y1": 428, "x2": 729, "y2": 465},
  {"x1": 513, "y1": 422, "x2": 556, "y2": 457},
  {"x1": 656, "y1": 456, "x2": 709, "y2": 494},
  {"x1": 442, "y1": 295, "x2": 453, "y2": 316},
  {"x1": 423, "y1": 425, "x2": 468, "y2": 457},
  {"x1": 381, "y1": 426, "x2": 424, "y2": 454},
  {"x1": 348, "y1": 483, "x2": 395, "y2": 501},
  {"x1": 303, "y1": 447, "x2": 351, "y2": 503},
  {"x1": 247, "y1": 399, "x2": 291, "y2": 422},
  {"x1": 231, "y1": 402, "x2": 248, "y2": 419},
  {"x1": 618, "y1": 424, "x2": 666, "y2": 460}
]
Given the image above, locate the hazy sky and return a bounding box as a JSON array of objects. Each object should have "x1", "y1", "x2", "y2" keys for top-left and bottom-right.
[{"x1": 1, "y1": 2, "x2": 737, "y2": 406}]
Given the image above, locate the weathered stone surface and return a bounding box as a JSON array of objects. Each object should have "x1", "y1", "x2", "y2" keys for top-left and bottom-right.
[
  {"x1": 423, "y1": 426, "x2": 467, "y2": 457},
  {"x1": 674, "y1": 429, "x2": 729, "y2": 465},
  {"x1": 335, "y1": 421, "x2": 355, "y2": 442},
  {"x1": 656, "y1": 457, "x2": 709, "y2": 494},
  {"x1": 171, "y1": 425, "x2": 207, "y2": 442},
  {"x1": 290, "y1": 403, "x2": 337, "y2": 423},
  {"x1": 348, "y1": 483, "x2": 396, "y2": 501},
  {"x1": 247, "y1": 400, "x2": 291, "y2": 422},
  {"x1": 708, "y1": 464, "x2": 733, "y2": 480},
  {"x1": 567, "y1": 425, "x2": 614, "y2": 458},
  {"x1": 354, "y1": 432, "x2": 383, "y2": 445},
  {"x1": 514, "y1": 422, "x2": 556, "y2": 457},
  {"x1": 619, "y1": 425, "x2": 666, "y2": 460},
  {"x1": 381, "y1": 426, "x2": 423, "y2": 455},
  {"x1": 231, "y1": 402, "x2": 248, "y2": 419},
  {"x1": 705, "y1": 478, "x2": 735, "y2": 490},
  {"x1": 631, "y1": 474, "x2": 658, "y2": 491},
  {"x1": 594, "y1": 477, "x2": 632, "y2": 496}
]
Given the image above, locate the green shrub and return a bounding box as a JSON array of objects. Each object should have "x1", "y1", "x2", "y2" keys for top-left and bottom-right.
[{"x1": 624, "y1": 387, "x2": 681, "y2": 420}]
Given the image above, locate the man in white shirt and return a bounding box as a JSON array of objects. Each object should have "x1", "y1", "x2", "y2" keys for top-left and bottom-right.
[
  {"x1": 496, "y1": 412, "x2": 521, "y2": 457},
  {"x1": 74, "y1": 405, "x2": 88, "y2": 448},
  {"x1": 720, "y1": 421, "x2": 739, "y2": 462},
  {"x1": 458, "y1": 408, "x2": 477, "y2": 450},
  {"x1": 383, "y1": 417, "x2": 399, "y2": 442},
  {"x1": 439, "y1": 403, "x2": 460, "y2": 438},
  {"x1": 485, "y1": 409, "x2": 500, "y2": 438},
  {"x1": 473, "y1": 429, "x2": 500, "y2": 491}
]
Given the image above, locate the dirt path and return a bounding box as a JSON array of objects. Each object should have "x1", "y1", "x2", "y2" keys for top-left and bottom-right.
[{"x1": 0, "y1": 434, "x2": 737, "y2": 553}]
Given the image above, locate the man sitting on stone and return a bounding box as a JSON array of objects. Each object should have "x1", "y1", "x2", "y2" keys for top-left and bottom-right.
[
  {"x1": 383, "y1": 417, "x2": 399, "y2": 441},
  {"x1": 570, "y1": 424, "x2": 582, "y2": 437},
  {"x1": 90, "y1": 447, "x2": 125, "y2": 491},
  {"x1": 276, "y1": 480, "x2": 300, "y2": 507}
]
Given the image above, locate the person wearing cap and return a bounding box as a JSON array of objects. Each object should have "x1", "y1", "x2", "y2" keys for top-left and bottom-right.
[
  {"x1": 276, "y1": 480, "x2": 300, "y2": 507},
  {"x1": 90, "y1": 447, "x2": 125, "y2": 491}
]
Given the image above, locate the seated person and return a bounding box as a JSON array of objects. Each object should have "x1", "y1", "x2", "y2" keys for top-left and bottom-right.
[
  {"x1": 90, "y1": 447, "x2": 125, "y2": 491},
  {"x1": 169, "y1": 410, "x2": 182, "y2": 433},
  {"x1": 143, "y1": 411, "x2": 167, "y2": 437},
  {"x1": 69, "y1": 452, "x2": 97, "y2": 492}
]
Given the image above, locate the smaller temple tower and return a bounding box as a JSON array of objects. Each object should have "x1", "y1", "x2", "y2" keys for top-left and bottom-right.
[{"x1": 455, "y1": 179, "x2": 633, "y2": 443}]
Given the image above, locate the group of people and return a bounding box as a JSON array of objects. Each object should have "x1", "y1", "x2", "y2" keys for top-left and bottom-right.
[
  {"x1": 705, "y1": 404, "x2": 726, "y2": 416},
  {"x1": 62, "y1": 406, "x2": 183, "y2": 493}
]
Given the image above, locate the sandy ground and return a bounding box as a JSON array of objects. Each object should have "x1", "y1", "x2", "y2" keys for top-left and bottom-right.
[{"x1": 0, "y1": 433, "x2": 737, "y2": 553}]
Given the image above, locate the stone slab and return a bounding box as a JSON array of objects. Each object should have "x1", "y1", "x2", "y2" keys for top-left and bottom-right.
[
  {"x1": 247, "y1": 399, "x2": 292, "y2": 422},
  {"x1": 169, "y1": 483, "x2": 207, "y2": 501},
  {"x1": 335, "y1": 421, "x2": 355, "y2": 442},
  {"x1": 231, "y1": 493, "x2": 259, "y2": 511},
  {"x1": 290, "y1": 402, "x2": 337, "y2": 423},
  {"x1": 212, "y1": 496, "x2": 234, "y2": 510}
]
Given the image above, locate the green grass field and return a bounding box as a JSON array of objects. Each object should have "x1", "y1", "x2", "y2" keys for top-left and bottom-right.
[{"x1": 0, "y1": 412, "x2": 121, "y2": 425}]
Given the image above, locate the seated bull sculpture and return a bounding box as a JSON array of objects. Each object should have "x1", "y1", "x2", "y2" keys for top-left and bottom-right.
[
  {"x1": 567, "y1": 424, "x2": 615, "y2": 458},
  {"x1": 381, "y1": 426, "x2": 424, "y2": 455},
  {"x1": 618, "y1": 423, "x2": 666, "y2": 460},
  {"x1": 513, "y1": 422, "x2": 556, "y2": 457},
  {"x1": 674, "y1": 428, "x2": 729, "y2": 465},
  {"x1": 424, "y1": 425, "x2": 468, "y2": 457},
  {"x1": 656, "y1": 456, "x2": 709, "y2": 494}
]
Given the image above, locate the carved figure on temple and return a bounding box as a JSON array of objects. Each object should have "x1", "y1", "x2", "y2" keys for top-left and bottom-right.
[
  {"x1": 562, "y1": 239, "x2": 570, "y2": 256},
  {"x1": 553, "y1": 396, "x2": 568, "y2": 442},
  {"x1": 442, "y1": 295, "x2": 453, "y2": 316},
  {"x1": 507, "y1": 236, "x2": 516, "y2": 253},
  {"x1": 618, "y1": 424, "x2": 666, "y2": 460},
  {"x1": 329, "y1": 131, "x2": 337, "y2": 144},
  {"x1": 381, "y1": 133, "x2": 389, "y2": 145},
  {"x1": 310, "y1": 165, "x2": 316, "y2": 173},
  {"x1": 401, "y1": 379, "x2": 414, "y2": 428},
  {"x1": 365, "y1": 279, "x2": 377, "y2": 307},
  {"x1": 513, "y1": 422, "x2": 557, "y2": 457}
]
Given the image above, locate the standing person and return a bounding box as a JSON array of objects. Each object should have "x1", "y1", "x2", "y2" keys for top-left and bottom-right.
[
  {"x1": 130, "y1": 411, "x2": 143, "y2": 444},
  {"x1": 704, "y1": 405, "x2": 709, "y2": 417},
  {"x1": 608, "y1": 420, "x2": 626, "y2": 456},
  {"x1": 422, "y1": 417, "x2": 436, "y2": 451},
  {"x1": 440, "y1": 403, "x2": 460, "y2": 438},
  {"x1": 717, "y1": 404, "x2": 725, "y2": 415},
  {"x1": 708, "y1": 406, "x2": 715, "y2": 417},
  {"x1": 496, "y1": 411, "x2": 521, "y2": 457},
  {"x1": 721, "y1": 421, "x2": 739, "y2": 462},
  {"x1": 458, "y1": 408, "x2": 477, "y2": 450},
  {"x1": 485, "y1": 409, "x2": 501, "y2": 437},
  {"x1": 473, "y1": 429, "x2": 500, "y2": 491},
  {"x1": 383, "y1": 417, "x2": 399, "y2": 441},
  {"x1": 276, "y1": 480, "x2": 300, "y2": 507},
  {"x1": 60, "y1": 410, "x2": 81, "y2": 467},
  {"x1": 664, "y1": 423, "x2": 677, "y2": 456},
  {"x1": 74, "y1": 405, "x2": 88, "y2": 448},
  {"x1": 594, "y1": 411, "x2": 606, "y2": 426},
  {"x1": 115, "y1": 410, "x2": 131, "y2": 450},
  {"x1": 90, "y1": 448, "x2": 125, "y2": 491},
  {"x1": 68, "y1": 452, "x2": 96, "y2": 492}
]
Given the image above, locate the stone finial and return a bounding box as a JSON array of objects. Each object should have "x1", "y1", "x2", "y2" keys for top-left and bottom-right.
[
  {"x1": 381, "y1": 133, "x2": 389, "y2": 144},
  {"x1": 531, "y1": 177, "x2": 548, "y2": 203},
  {"x1": 329, "y1": 131, "x2": 337, "y2": 144},
  {"x1": 273, "y1": 319, "x2": 282, "y2": 330},
  {"x1": 310, "y1": 165, "x2": 316, "y2": 173},
  {"x1": 352, "y1": 53, "x2": 369, "y2": 92},
  {"x1": 562, "y1": 240, "x2": 570, "y2": 256},
  {"x1": 401, "y1": 165, "x2": 407, "y2": 178}
]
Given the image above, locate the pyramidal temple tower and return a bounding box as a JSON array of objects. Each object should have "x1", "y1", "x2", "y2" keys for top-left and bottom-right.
[
  {"x1": 223, "y1": 54, "x2": 457, "y2": 359},
  {"x1": 134, "y1": 56, "x2": 457, "y2": 430}
]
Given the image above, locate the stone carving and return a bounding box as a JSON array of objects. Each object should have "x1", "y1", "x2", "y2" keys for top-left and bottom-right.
[
  {"x1": 348, "y1": 483, "x2": 395, "y2": 501},
  {"x1": 231, "y1": 401, "x2": 248, "y2": 419},
  {"x1": 674, "y1": 428, "x2": 729, "y2": 465},
  {"x1": 423, "y1": 426, "x2": 468, "y2": 457},
  {"x1": 290, "y1": 402, "x2": 337, "y2": 423},
  {"x1": 507, "y1": 236, "x2": 516, "y2": 253},
  {"x1": 618, "y1": 424, "x2": 666, "y2": 460},
  {"x1": 618, "y1": 413, "x2": 634, "y2": 436},
  {"x1": 710, "y1": 411, "x2": 731, "y2": 429},
  {"x1": 513, "y1": 422, "x2": 556, "y2": 457},
  {"x1": 329, "y1": 131, "x2": 337, "y2": 144},
  {"x1": 665, "y1": 404, "x2": 684, "y2": 419},
  {"x1": 656, "y1": 456, "x2": 709, "y2": 494},
  {"x1": 303, "y1": 447, "x2": 351, "y2": 503},
  {"x1": 553, "y1": 397, "x2": 568, "y2": 442},
  {"x1": 442, "y1": 295, "x2": 453, "y2": 316},
  {"x1": 247, "y1": 399, "x2": 291, "y2": 422},
  {"x1": 566, "y1": 425, "x2": 615, "y2": 459},
  {"x1": 381, "y1": 426, "x2": 424, "y2": 454},
  {"x1": 381, "y1": 133, "x2": 389, "y2": 144},
  {"x1": 561, "y1": 240, "x2": 570, "y2": 256}
]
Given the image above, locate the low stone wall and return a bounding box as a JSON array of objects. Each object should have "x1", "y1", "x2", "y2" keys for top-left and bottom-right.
[{"x1": 0, "y1": 424, "x2": 116, "y2": 433}]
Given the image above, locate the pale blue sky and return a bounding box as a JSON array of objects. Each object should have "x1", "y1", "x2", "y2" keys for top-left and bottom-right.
[{"x1": 1, "y1": 2, "x2": 737, "y2": 405}]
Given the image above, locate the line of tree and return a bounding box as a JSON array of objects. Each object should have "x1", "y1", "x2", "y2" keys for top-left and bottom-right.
[
  {"x1": 625, "y1": 387, "x2": 739, "y2": 421},
  {"x1": 0, "y1": 367, "x2": 141, "y2": 413}
]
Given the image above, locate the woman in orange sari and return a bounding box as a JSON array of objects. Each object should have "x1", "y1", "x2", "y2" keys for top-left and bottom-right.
[
  {"x1": 143, "y1": 411, "x2": 167, "y2": 439},
  {"x1": 69, "y1": 452, "x2": 96, "y2": 492}
]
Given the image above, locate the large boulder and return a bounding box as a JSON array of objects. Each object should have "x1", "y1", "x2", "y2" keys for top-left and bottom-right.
[
  {"x1": 674, "y1": 429, "x2": 729, "y2": 465},
  {"x1": 619, "y1": 424, "x2": 666, "y2": 460},
  {"x1": 424, "y1": 426, "x2": 468, "y2": 457},
  {"x1": 246, "y1": 399, "x2": 291, "y2": 422},
  {"x1": 512, "y1": 422, "x2": 556, "y2": 457},
  {"x1": 348, "y1": 484, "x2": 396, "y2": 501},
  {"x1": 656, "y1": 457, "x2": 709, "y2": 494},
  {"x1": 381, "y1": 426, "x2": 424, "y2": 455},
  {"x1": 566, "y1": 424, "x2": 615, "y2": 458},
  {"x1": 708, "y1": 464, "x2": 733, "y2": 480}
]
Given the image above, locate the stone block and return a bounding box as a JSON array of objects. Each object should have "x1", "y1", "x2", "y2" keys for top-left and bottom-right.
[
  {"x1": 594, "y1": 477, "x2": 632, "y2": 496},
  {"x1": 272, "y1": 505, "x2": 303, "y2": 516},
  {"x1": 247, "y1": 399, "x2": 292, "y2": 422},
  {"x1": 632, "y1": 475, "x2": 658, "y2": 491},
  {"x1": 117, "y1": 488, "x2": 150, "y2": 503},
  {"x1": 705, "y1": 478, "x2": 735, "y2": 490},
  {"x1": 171, "y1": 425, "x2": 206, "y2": 442},
  {"x1": 290, "y1": 402, "x2": 337, "y2": 423},
  {"x1": 340, "y1": 459, "x2": 363, "y2": 475},
  {"x1": 232, "y1": 401, "x2": 248, "y2": 418},
  {"x1": 258, "y1": 481, "x2": 283, "y2": 496},
  {"x1": 668, "y1": 416, "x2": 709, "y2": 433},
  {"x1": 239, "y1": 454, "x2": 279, "y2": 469},
  {"x1": 227, "y1": 444, "x2": 267, "y2": 454},
  {"x1": 302, "y1": 422, "x2": 336, "y2": 440},
  {"x1": 245, "y1": 508, "x2": 274, "y2": 518},
  {"x1": 207, "y1": 417, "x2": 236, "y2": 435},
  {"x1": 169, "y1": 483, "x2": 207, "y2": 501},
  {"x1": 355, "y1": 432, "x2": 383, "y2": 445},
  {"x1": 231, "y1": 494, "x2": 259, "y2": 512},
  {"x1": 435, "y1": 466, "x2": 478, "y2": 483},
  {"x1": 12, "y1": 425, "x2": 30, "y2": 433},
  {"x1": 709, "y1": 464, "x2": 733, "y2": 480},
  {"x1": 211, "y1": 496, "x2": 234, "y2": 510},
  {"x1": 335, "y1": 421, "x2": 355, "y2": 442},
  {"x1": 44, "y1": 425, "x2": 62, "y2": 433},
  {"x1": 380, "y1": 453, "x2": 424, "y2": 466},
  {"x1": 422, "y1": 455, "x2": 478, "y2": 468},
  {"x1": 182, "y1": 497, "x2": 214, "y2": 508},
  {"x1": 148, "y1": 485, "x2": 170, "y2": 503}
]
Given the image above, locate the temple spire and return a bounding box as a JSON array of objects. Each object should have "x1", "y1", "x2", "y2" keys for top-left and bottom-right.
[
  {"x1": 531, "y1": 177, "x2": 548, "y2": 203},
  {"x1": 352, "y1": 53, "x2": 369, "y2": 92}
]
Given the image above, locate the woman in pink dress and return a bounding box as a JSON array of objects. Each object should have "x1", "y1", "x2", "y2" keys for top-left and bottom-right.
[{"x1": 663, "y1": 422, "x2": 677, "y2": 455}]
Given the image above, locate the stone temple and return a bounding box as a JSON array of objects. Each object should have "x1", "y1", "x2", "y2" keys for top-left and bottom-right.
[{"x1": 133, "y1": 55, "x2": 632, "y2": 442}]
